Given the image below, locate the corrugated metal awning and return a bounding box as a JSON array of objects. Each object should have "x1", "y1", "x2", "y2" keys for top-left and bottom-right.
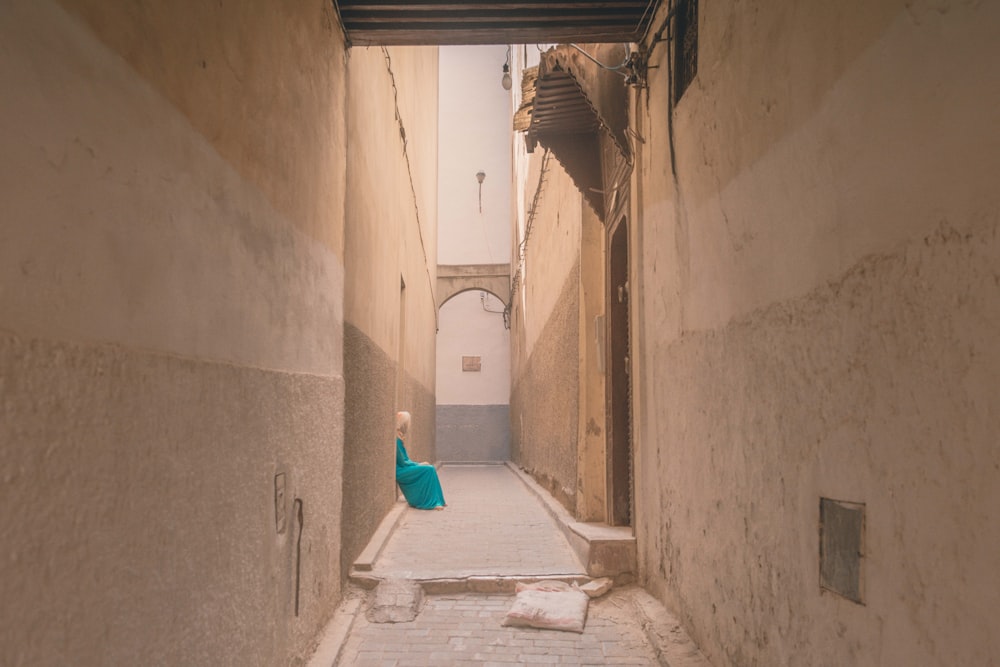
[
  {"x1": 333, "y1": 1, "x2": 661, "y2": 46},
  {"x1": 514, "y1": 44, "x2": 631, "y2": 220}
]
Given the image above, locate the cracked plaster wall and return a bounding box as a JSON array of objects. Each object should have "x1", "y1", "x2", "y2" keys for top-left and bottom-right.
[
  {"x1": 1, "y1": 0, "x2": 347, "y2": 663},
  {"x1": 632, "y1": 1, "x2": 1000, "y2": 665}
]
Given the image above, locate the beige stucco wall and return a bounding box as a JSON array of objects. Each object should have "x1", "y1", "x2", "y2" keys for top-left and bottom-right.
[
  {"x1": 1, "y1": 0, "x2": 346, "y2": 664},
  {"x1": 632, "y1": 1, "x2": 1000, "y2": 665},
  {"x1": 508, "y1": 43, "x2": 610, "y2": 519},
  {"x1": 341, "y1": 45, "x2": 440, "y2": 578}
]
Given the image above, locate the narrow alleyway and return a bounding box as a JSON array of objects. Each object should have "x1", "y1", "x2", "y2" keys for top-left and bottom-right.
[
  {"x1": 309, "y1": 464, "x2": 709, "y2": 666},
  {"x1": 370, "y1": 465, "x2": 582, "y2": 580}
]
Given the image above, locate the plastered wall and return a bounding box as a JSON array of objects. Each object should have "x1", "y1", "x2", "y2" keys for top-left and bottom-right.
[
  {"x1": 341, "y1": 45, "x2": 440, "y2": 578},
  {"x1": 1, "y1": 0, "x2": 347, "y2": 663},
  {"x1": 632, "y1": 1, "x2": 1000, "y2": 665}
]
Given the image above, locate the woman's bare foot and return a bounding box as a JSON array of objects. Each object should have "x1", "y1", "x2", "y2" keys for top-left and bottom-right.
[{"x1": 434, "y1": 505, "x2": 445, "y2": 511}]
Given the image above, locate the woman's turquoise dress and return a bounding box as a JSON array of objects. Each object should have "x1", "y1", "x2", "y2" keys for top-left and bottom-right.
[{"x1": 395, "y1": 437, "x2": 446, "y2": 509}]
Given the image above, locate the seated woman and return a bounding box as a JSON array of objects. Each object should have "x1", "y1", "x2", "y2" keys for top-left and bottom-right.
[{"x1": 395, "y1": 411, "x2": 446, "y2": 510}]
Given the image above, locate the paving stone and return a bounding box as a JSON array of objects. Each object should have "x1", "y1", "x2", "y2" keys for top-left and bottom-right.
[{"x1": 367, "y1": 578, "x2": 423, "y2": 623}]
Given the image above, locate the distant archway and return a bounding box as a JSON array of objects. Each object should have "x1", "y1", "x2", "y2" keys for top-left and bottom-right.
[
  {"x1": 439, "y1": 287, "x2": 506, "y2": 309},
  {"x1": 437, "y1": 263, "x2": 510, "y2": 310},
  {"x1": 435, "y1": 289, "x2": 511, "y2": 462}
]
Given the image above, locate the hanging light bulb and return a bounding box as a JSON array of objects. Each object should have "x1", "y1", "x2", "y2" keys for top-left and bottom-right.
[{"x1": 501, "y1": 45, "x2": 512, "y2": 91}]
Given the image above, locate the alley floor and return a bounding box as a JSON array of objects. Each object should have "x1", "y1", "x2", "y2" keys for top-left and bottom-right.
[{"x1": 309, "y1": 464, "x2": 711, "y2": 666}]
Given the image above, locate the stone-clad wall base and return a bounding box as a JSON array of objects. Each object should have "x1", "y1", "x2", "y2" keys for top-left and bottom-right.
[
  {"x1": 0, "y1": 332, "x2": 343, "y2": 666},
  {"x1": 342, "y1": 323, "x2": 398, "y2": 580},
  {"x1": 342, "y1": 323, "x2": 436, "y2": 579},
  {"x1": 400, "y1": 372, "x2": 436, "y2": 465},
  {"x1": 436, "y1": 405, "x2": 510, "y2": 462}
]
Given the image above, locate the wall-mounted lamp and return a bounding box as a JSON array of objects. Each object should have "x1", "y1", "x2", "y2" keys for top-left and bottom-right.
[
  {"x1": 476, "y1": 171, "x2": 486, "y2": 213},
  {"x1": 501, "y1": 46, "x2": 512, "y2": 90}
]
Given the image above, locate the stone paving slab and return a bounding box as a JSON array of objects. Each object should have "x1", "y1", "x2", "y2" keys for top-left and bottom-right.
[
  {"x1": 368, "y1": 578, "x2": 424, "y2": 624},
  {"x1": 369, "y1": 465, "x2": 586, "y2": 580}
]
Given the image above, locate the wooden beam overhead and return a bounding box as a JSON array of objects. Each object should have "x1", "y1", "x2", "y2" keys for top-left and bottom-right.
[{"x1": 334, "y1": 0, "x2": 661, "y2": 46}]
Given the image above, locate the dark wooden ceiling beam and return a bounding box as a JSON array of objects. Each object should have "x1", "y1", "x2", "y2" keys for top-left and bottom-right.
[
  {"x1": 341, "y1": 15, "x2": 642, "y2": 26},
  {"x1": 334, "y1": 0, "x2": 659, "y2": 46},
  {"x1": 345, "y1": 27, "x2": 643, "y2": 46},
  {"x1": 338, "y1": 1, "x2": 648, "y2": 9}
]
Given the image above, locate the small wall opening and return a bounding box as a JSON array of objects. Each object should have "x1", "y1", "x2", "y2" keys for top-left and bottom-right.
[
  {"x1": 819, "y1": 497, "x2": 865, "y2": 604},
  {"x1": 673, "y1": 0, "x2": 699, "y2": 103}
]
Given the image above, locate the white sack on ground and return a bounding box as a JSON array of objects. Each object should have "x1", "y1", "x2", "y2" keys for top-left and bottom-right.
[{"x1": 501, "y1": 581, "x2": 589, "y2": 633}]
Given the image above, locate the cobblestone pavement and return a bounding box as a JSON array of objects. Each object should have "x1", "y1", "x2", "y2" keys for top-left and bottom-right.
[
  {"x1": 336, "y1": 587, "x2": 661, "y2": 666},
  {"x1": 310, "y1": 464, "x2": 708, "y2": 666},
  {"x1": 371, "y1": 465, "x2": 586, "y2": 580}
]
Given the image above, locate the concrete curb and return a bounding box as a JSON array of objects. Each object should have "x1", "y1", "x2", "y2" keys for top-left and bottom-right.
[
  {"x1": 350, "y1": 499, "x2": 408, "y2": 573},
  {"x1": 305, "y1": 592, "x2": 364, "y2": 667},
  {"x1": 505, "y1": 461, "x2": 636, "y2": 582},
  {"x1": 629, "y1": 588, "x2": 714, "y2": 667},
  {"x1": 351, "y1": 572, "x2": 593, "y2": 594}
]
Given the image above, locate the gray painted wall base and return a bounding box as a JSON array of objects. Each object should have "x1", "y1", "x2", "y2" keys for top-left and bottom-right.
[{"x1": 436, "y1": 405, "x2": 510, "y2": 462}]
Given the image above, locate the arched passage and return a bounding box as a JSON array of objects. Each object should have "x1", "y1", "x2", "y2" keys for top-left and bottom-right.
[
  {"x1": 435, "y1": 289, "x2": 511, "y2": 462},
  {"x1": 439, "y1": 287, "x2": 506, "y2": 310},
  {"x1": 436, "y1": 263, "x2": 510, "y2": 310}
]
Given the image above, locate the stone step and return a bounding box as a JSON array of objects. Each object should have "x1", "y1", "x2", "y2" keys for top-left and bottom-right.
[{"x1": 504, "y1": 462, "x2": 637, "y2": 581}]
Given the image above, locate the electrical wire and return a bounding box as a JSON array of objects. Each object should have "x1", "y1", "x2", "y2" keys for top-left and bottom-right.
[
  {"x1": 645, "y1": 1, "x2": 681, "y2": 60},
  {"x1": 635, "y1": 0, "x2": 661, "y2": 44},
  {"x1": 567, "y1": 43, "x2": 632, "y2": 78},
  {"x1": 329, "y1": 0, "x2": 351, "y2": 48},
  {"x1": 480, "y1": 292, "x2": 505, "y2": 314}
]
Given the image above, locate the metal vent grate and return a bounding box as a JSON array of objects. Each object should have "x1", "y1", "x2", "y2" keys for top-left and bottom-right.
[
  {"x1": 819, "y1": 497, "x2": 865, "y2": 604},
  {"x1": 673, "y1": 0, "x2": 698, "y2": 103}
]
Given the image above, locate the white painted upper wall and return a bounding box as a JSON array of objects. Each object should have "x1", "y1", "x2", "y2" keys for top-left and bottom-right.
[
  {"x1": 437, "y1": 46, "x2": 512, "y2": 264},
  {"x1": 436, "y1": 290, "x2": 510, "y2": 405},
  {"x1": 436, "y1": 46, "x2": 513, "y2": 405}
]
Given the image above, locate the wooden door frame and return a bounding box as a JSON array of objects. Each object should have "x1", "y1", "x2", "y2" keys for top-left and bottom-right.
[{"x1": 605, "y1": 214, "x2": 633, "y2": 527}]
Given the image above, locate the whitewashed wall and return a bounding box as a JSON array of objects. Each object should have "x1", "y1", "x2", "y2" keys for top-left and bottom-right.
[{"x1": 436, "y1": 46, "x2": 512, "y2": 460}]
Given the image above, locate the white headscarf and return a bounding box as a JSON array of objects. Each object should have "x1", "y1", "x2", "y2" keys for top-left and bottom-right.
[{"x1": 395, "y1": 411, "x2": 411, "y2": 436}]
